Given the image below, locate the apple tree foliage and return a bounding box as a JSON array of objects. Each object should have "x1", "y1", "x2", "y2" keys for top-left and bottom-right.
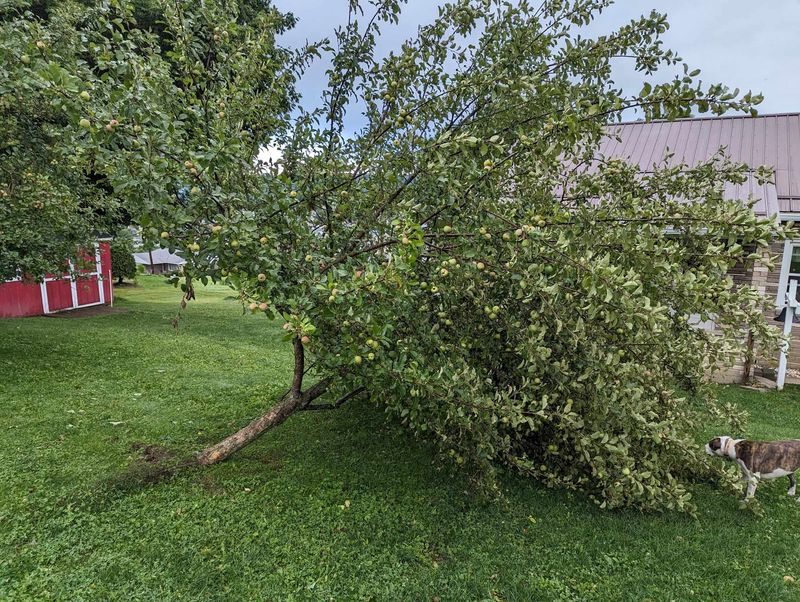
[
  {"x1": 1, "y1": 0, "x2": 786, "y2": 511},
  {"x1": 0, "y1": 1, "x2": 120, "y2": 278}
]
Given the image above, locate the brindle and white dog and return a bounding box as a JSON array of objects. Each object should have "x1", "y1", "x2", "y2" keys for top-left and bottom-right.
[{"x1": 706, "y1": 436, "x2": 800, "y2": 502}]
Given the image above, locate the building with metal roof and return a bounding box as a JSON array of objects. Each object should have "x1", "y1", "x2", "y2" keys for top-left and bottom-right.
[
  {"x1": 599, "y1": 113, "x2": 800, "y2": 216},
  {"x1": 134, "y1": 249, "x2": 186, "y2": 275},
  {"x1": 598, "y1": 113, "x2": 800, "y2": 385}
]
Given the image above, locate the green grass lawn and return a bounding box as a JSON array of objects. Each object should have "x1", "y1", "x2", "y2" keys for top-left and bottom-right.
[{"x1": 2, "y1": 276, "x2": 800, "y2": 601}]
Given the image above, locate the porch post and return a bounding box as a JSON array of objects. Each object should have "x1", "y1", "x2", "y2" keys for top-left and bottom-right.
[{"x1": 777, "y1": 280, "x2": 798, "y2": 390}]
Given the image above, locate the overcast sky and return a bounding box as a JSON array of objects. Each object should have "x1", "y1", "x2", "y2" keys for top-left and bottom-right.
[{"x1": 272, "y1": 0, "x2": 800, "y2": 123}]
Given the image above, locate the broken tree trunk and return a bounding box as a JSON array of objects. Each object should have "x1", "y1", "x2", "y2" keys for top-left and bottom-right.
[{"x1": 196, "y1": 337, "x2": 330, "y2": 466}]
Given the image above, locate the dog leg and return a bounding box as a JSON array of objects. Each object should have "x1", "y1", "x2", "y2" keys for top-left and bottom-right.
[
  {"x1": 789, "y1": 473, "x2": 797, "y2": 497},
  {"x1": 744, "y1": 478, "x2": 758, "y2": 502}
]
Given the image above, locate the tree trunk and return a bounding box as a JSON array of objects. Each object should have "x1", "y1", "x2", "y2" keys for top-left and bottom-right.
[
  {"x1": 195, "y1": 337, "x2": 330, "y2": 466},
  {"x1": 196, "y1": 390, "x2": 305, "y2": 465},
  {"x1": 741, "y1": 330, "x2": 755, "y2": 385},
  {"x1": 117, "y1": 275, "x2": 124, "y2": 285}
]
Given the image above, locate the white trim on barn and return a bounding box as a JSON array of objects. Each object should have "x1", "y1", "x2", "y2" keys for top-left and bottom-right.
[
  {"x1": 39, "y1": 281, "x2": 49, "y2": 314},
  {"x1": 95, "y1": 246, "x2": 105, "y2": 305},
  {"x1": 36, "y1": 243, "x2": 108, "y2": 315},
  {"x1": 68, "y1": 261, "x2": 80, "y2": 308}
]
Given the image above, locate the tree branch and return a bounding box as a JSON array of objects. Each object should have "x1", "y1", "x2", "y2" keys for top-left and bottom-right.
[{"x1": 301, "y1": 386, "x2": 367, "y2": 411}]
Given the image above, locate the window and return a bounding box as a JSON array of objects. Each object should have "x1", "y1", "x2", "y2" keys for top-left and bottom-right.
[{"x1": 776, "y1": 240, "x2": 800, "y2": 307}]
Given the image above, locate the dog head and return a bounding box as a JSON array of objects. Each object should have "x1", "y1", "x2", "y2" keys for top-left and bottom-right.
[{"x1": 705, "y1": 435, "x2": 737, "y2": 459}]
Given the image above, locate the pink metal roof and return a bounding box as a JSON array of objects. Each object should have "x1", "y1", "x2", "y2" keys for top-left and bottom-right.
[{"x1": 600, "y1": 113, "x2": 800, "y2": 216}]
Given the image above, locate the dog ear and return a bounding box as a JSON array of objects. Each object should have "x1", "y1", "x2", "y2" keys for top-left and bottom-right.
[{"x1": 709, "y1": 437, "x2": 722, "y2": 451}]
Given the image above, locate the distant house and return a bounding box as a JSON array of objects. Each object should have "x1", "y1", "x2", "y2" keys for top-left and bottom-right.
[
  {"x1": 599, "y1": 112, "x2": 800, "y2": 382},
  {"x1": 134, "y1": 249, "x2": 186, "y2": 275}
]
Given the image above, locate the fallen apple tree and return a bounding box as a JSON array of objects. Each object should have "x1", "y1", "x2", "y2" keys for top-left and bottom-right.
[{"x1": 3, "y1": 0, "x2": 787, "y2": 511}]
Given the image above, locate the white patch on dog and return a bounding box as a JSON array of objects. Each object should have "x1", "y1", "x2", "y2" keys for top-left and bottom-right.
[{"x1": 758, "y1": 468, "x2": 793, "y2": 480}]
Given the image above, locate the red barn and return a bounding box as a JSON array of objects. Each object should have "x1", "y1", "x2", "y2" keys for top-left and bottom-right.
[{"x1": 0, "y1": 242, "x2": 113, "y2": 318}]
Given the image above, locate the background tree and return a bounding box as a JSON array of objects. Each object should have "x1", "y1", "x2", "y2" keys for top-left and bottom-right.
[
  {"x1": 0, "y1": 0, "x2": 294, "y2": 280},
  {"x1": 1, "y1": 0, "x2": 785, "y2": 512},
  {"x1": 110, "y1": 229, "x2": 137, "y2": 284},
  {"x1": 0, "y1": 1, "x2": 119, "y2": 278}
]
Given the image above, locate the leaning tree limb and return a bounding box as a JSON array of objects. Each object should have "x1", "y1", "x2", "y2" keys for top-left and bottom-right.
[{"x1": 196, "y1": 337, "x2": 332, "y2": 466}]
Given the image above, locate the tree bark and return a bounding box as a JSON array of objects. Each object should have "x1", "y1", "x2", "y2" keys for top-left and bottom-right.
[
  {"x1": 741, "y1": 330, "x2": 755, "y2": 385},
  {"x1": 195, "y1": 338, "x2": 330, "y2": 466}
]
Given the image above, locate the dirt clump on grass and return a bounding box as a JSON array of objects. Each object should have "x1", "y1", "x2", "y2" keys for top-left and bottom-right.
[
  {"x1": 130, "y1": 442, "x2": 176, "y2": 464},
  {"x1": 104, "y1": 443, "x2": 197, "y2": 492}
]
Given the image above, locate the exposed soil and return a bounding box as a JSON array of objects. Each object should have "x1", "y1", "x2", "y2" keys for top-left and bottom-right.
[
  {"x1": 130, "y1": 442, "x2": 176, "y2": 464},
  {"x1": 104, "y1": 443, "x2": 196, "y2": 491}
]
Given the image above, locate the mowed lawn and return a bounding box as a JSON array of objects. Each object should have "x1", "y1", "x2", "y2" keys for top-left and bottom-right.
[{"x1": 2, "y1": 277, "x2": 800, "y2": 601}]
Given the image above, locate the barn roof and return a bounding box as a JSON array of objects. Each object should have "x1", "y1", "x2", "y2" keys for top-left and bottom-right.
[
  {"x1": 599, "y1": 113, "x2": 800, "y2": 216},
  {"x1": 133, "y1": 249, "x2": 186, "y2": 266}
]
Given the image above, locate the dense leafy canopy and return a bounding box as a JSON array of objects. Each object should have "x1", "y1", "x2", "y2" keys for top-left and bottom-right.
[
  {"x1": 0, "y1": 2, "x2": 115, "y2": 277},
  {"x1": 1, "y1": 0, "x2": 785, "y2": 511}
]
